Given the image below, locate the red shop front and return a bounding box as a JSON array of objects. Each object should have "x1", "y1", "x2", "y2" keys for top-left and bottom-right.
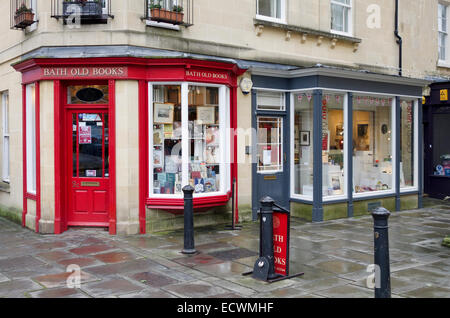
[{"x1": 13, "y1": 57, "x2": 246, "y2": 235}]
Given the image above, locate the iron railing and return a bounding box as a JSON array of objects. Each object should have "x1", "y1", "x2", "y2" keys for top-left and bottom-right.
[
  {"x1": 144, "y1": 0, "x2": 193, "y2": 27},
  {"x1": 10, "y1": 0, "x2": 37, "y2": 30},
  {"x1": 51, "y1": 0, "x2": 113, "y2": 24}
]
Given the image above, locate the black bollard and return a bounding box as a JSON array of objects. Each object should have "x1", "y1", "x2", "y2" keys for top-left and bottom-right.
[
  {"x1": 182, "y1": 185, "x2": 197, "y2": 255},
  {"x1": 256, "y1": 196, "x2": 277, "y2": 280},
  {"x1": 371, "y1": 207, "x2": 391, "y2": 298}
]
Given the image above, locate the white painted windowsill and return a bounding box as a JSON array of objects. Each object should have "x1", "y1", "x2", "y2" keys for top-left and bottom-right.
[{"x1": 437, "y1": 60, "x2": 450, "y2": 68}]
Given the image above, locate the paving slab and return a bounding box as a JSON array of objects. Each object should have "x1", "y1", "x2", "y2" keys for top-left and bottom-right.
[
  {"x1": 80, "y1": 278, "x2": 145, "y2": 298},
  {"x1": 0, "y1": 200, "x2": 449, "y2": 298}
]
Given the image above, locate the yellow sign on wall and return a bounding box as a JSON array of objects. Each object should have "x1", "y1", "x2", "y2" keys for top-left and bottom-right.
[{"x1": 440, "y1": 89, "x2": 448, "y2": 101}]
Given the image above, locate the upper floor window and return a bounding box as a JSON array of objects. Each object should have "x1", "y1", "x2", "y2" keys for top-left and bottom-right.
[
  {"x1": 439, "y1": 3, "x2": 448, "y2": 62},
  {"x1": 331, "y1": 0, "x2": 352, "y2": 35},
  {"x1": 11, "y1": 0, "x2": 37, "y2": 30},
  {"x1": 256, "y1": 0, "x2": 286, "y2": 23}
]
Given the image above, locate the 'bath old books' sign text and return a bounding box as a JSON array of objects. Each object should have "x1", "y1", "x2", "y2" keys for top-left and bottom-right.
[
  {"x1": 273, "y1": 209, "x2": 290, "y2": 276},
  {"x1": 42, "y1": 67, "x2": 128, "y2": 78}
]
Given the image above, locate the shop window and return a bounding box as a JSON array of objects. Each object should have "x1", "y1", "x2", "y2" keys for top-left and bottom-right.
[
  {"x1": 67, "y1": 85, "x2": 109, "y2": 104},
  {"x1": 292, "y1": 91, "x2": 314, "y2": 198},
  {"x1": 257, "y1": 117, "x2": 283, "y2": 173},
  {"x1": 400, "y1": 99, "x2": 416, "y2": 189},
  {"x1": 322, "y1": 92, "x2": 346, "y2": 198},
  {"x1": 439, "y1": 3, "x2": 448, "y2": 63},
  {"x1": 150, "y1": 84, "x2": 229, "y2": 197},
  {"x1": 331, "y1": 0, "x2": 352, "y2": 35},
  {"x1": 26, "y1": 83, "x2": 36, "y2": 194},
  {"x1": 352, "y1": 94, "x2": 393, "y2": 194},
  {"x1": 2, "y1": 92, "x2": 9, "y2": 183},
  {"x1": 256, "y1": 0, "x2": 286, "y2": 23},
  {"x1": 256, "y1": 91, "x2": 285, "y2": 111}
]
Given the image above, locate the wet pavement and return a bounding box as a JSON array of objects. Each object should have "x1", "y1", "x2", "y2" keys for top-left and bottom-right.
[{"x1": 0, "y1": 201, "x2": 449, "y2": 298}]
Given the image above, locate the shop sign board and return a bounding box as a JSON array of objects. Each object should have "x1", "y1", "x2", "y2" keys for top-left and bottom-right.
[
  {"x1": 42, "y1": 66, "x2": 128, "y2": 78},
  {"x1": 273, "y1": 209, "x2": 290, "y2": 276},
  {"x1": 185, "y1": 69, "x2": 230, "y2": 83}
]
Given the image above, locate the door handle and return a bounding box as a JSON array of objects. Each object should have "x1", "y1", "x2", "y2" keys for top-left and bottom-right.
[{"x1": 284, "y1": 153, "x2": 287, "y2": 163}]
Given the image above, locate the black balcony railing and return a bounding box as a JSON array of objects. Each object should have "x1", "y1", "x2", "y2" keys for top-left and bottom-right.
[
  {"x1": 144, "y1": 0, "x2": 193, "y2": 27},
  {"x1": 10, "y1": 0, "x2": 37, "y2": 30},
  {"x1": 51, "y1": 0, "x2": 113, "y2": 25}
]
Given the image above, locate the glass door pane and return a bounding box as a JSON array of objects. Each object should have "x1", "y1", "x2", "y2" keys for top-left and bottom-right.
[
  {"x1": 75, "y1": 113, "x2": 105, "y2": 178},
  {"x1": 257, "y1": 117, "x2": 283, "y2": 173}
]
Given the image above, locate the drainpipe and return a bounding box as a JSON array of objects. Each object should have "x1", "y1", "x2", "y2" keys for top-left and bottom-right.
[{"x1": 395, "y1": 0, "x2": 403, "y2": 76}]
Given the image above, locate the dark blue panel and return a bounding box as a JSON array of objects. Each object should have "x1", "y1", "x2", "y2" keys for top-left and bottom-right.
[
  {"x1": 252, "y1": 75, "x2": 290, "y2": 90},
  {"x1": 317, "y1": 76, "x2": 422, "y2": 96}
]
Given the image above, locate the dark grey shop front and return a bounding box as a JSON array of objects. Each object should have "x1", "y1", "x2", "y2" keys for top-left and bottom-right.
[
  {"x1": 423, "y1": 82, "x2": 450, "y2": 200},
  {"x1": 250, "y1": 67, "x2": 427, "y2": 222}
]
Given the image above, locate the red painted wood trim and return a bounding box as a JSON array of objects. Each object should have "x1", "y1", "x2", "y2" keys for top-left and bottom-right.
[
  {"x1": 22, "y1": 85, "x2": 27, "y2": 227},
  {"x1": 54, "y1": 81, "x2": 62, "y2": 234},
  {"x1": 35, "y1": 82, "x2": 41, "y2": 233},
  {"x1": 232, "y1": 86, "x2": 239, "y2": 224},
  {"x1": 108, "y1": 79, "x2": 117, "y2": 235},
  {"x1": 138, "y1": 80, "x2": 148, "y2": 234},
  {"x1": 146, "y1": 192, "x2": 232, "y2": 210},
  {"x1": 13, "y1": 58, "x2": 245, "y2": 87}
]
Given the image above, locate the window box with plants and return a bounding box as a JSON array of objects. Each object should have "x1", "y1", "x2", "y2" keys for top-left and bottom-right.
[
  {"x1": 63, "y1": 0, "x2": 103, "y2": 18},
  {"x1": 149, "y1": 1, "x2": 184, "y2": 25},
  {"x1": 14, "y1": 4, "x2": 35, "y2": 29}
]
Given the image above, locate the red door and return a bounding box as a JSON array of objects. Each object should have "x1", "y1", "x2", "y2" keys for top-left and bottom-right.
[{"x1": 67, "y1": 111, "x2": 110, "y2": 227}]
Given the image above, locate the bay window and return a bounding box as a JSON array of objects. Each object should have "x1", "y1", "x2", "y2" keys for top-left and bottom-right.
[
  {"x1": 331, "y1": 0, "x2": 352, "y2": 35},
  {"x1": 149, "y1": 83, "x2": 230, "y2": 197},
  {"x1": 322, "y1": 92, "x2": 346, "y2": 199},
  {"x1": 292, "y1": 91, "x2": 314, "y2": 198},
  {"x1": 400, "y1": 98, "x2": 418, "y2": 190},
  {"x1": 352, "y1": 94, "x2": 394, "y2": 194},
  {"x1": 26, "y1": 83, "x2": 37, "y2": 194},
  {"x1": 256, "y1": 0, "x2": 286, "y2": 23}
]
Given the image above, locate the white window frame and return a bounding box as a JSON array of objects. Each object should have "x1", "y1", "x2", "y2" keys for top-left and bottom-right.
[
  {"x1": 26, "y1": 83, "x2": 37, "y2": 195},
  {"x1": 438, "y1": 3, "x2": 450, "y2": 67},
  {"x1": 256, "y1": 0, "x2": 287, "y2": 24},
  {"x1": 400, "y1": 99, "x2": 419, "y2": 193},
  {"x1": 148, "y1": 82, "x2": 231, "y2": 199},
  {"x1": 256, "y1": 116, "x2": 284, "y2": 174},
  {"x1": 2, "y1": 92, "x2": 9, "y2": 183},
  {"x1": 256, "y1": 90, "x2": 286, "y2": 111},
  {"x1": 290, "y1": 89, "x2": 314, "y2": 201},
  {"x1": 322, "y1": 91, "x2": 348, "y2": 202},
  {"x1": 330, "y1": 0, "x2": 353, "y2": 37}
]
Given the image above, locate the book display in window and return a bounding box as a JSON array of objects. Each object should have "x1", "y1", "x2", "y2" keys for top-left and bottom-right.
[
  {"x1": 188, "y1": 86, "x2": 221, "y2": 193},
  {"x1": 152, "y1": 85, "x2": 182, "y2": 195}
]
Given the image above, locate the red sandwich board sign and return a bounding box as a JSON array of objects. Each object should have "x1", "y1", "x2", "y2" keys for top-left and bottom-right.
[{"x1": 273, "y1": 208, "x2": 290, "y2": 276}]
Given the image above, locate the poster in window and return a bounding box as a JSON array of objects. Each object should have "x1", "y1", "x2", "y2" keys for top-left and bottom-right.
[
  {"x1": 154, "y1": 103, "x2": 174, "y2": 124},
  {"x1": 196, "y1": 106, "x2": 215, "y2": 125},
  {"x1": 79, "y1": 126, "x2": 92, "y2": 144}
]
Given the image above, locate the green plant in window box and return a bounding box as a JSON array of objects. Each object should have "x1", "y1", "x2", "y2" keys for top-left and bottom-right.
[
  {"x1": 149, "y1": 0, "x2": 184, "y2": 25},
  {"x1": 14, "y1": 4, "x2": 34, "y2": 29},
  {"x1": 172, "y1": 5, "x2": 184, "y2": 13},
  {"x1": 149, "y1": 0, "x2": 162, "y2": 9}
]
